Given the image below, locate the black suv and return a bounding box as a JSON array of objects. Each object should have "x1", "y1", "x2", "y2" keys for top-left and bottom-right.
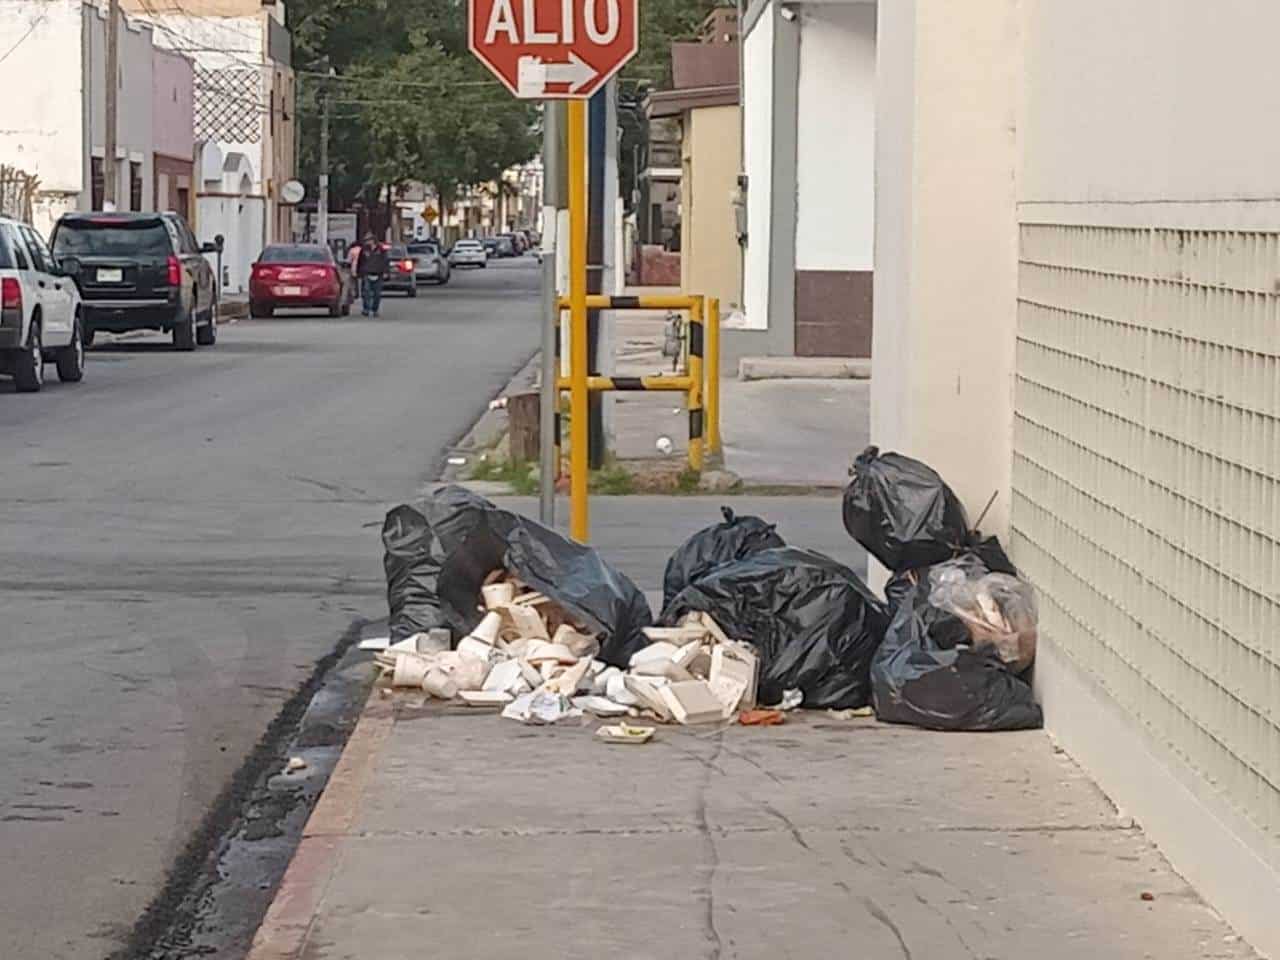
[{"x1": 50, "y1": 212, "x2": 220, "y2": 350}]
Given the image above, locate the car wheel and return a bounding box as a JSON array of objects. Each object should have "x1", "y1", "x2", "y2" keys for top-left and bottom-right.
[
  {"x1": 250, "y1": 300, "x2": 274, "y2": 319},
  {"x1": 13, "y1": 318, "x2": 43, "y2": 392},
  {"x1": 172, "y1": 306, "x2": 196, "y2": 351},
  {"x1": 196, "y1": 311, "x2": 217, "y2": 346},
  {"x1": 55, "y1": 315, "x2": 85, "y2": 383}
]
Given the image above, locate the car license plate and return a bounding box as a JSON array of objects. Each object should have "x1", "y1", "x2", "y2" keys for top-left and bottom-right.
[
  {"x1": 276, "y1": 285, "x2": 304, "y2": 296},
  {"x1": 97, "y1": 267, "x2": 123, "y2": 283}
]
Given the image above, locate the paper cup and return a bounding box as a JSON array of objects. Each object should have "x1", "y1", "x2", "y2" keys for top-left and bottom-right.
[
  {"x1": 468, "y1": 611, "x2": 502, "y2": 645},
  {"x1": 422, "y1": 669, "x2": 460, "y2": 700},
  {"x1": 481, "y1": 582, "x2": 516, "y2": 610},
  {"x1": 392, "y1": 653, "x2": 432, "y2": 688}
]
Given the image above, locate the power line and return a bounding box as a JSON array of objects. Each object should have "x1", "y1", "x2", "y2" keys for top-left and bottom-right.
[{"x1": 296, "y1": 68, "x2": 503, "y2": 91}]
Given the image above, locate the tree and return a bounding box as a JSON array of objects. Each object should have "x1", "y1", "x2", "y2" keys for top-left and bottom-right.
[{"x1": 290, "y1": 0, "x2": 537, "y2": 218}]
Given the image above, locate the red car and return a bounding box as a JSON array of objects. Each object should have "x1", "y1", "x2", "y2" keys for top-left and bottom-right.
[{"x1": 249, "y1": 244, "x2": 351, "y2": 318}]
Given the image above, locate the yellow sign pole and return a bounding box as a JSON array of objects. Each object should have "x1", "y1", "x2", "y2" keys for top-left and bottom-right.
[{"x1": 567, "y1": 98, "x2": 589, "y2": 542}]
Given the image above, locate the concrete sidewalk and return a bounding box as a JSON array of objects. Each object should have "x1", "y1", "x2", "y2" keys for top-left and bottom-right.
[
  {"x1": 247, "y1": 496, "x2": 1254, "y2": 960},
  {"x1": 612, "y1": 312, "x2": 868, "y2": 487}
]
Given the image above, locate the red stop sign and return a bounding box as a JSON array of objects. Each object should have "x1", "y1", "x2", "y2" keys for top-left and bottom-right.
[{"x1": 468, "y1": 0, "x2": 638, "y2": 99}]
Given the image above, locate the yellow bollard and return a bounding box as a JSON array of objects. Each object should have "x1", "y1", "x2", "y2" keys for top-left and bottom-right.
[
  {"x1": 706, "y1": 297, "x2": 721, "y2": 457},
  {"x1": 687, "y1": 296, "x2": 704, "y2": 473},
  {"x1": 567, "y1": 100, "x2": 589, "y2": 542}
]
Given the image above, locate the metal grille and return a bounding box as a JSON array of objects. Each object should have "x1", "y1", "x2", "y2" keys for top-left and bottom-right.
[
  {"x1": 194, "y1": 65, "x2": 263, "y2": 144},
  {"x1": 1012, "y1": 223, "x2": 1280, "y2": 839}
]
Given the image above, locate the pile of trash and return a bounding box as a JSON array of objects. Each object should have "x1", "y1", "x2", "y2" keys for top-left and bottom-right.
[
  {"x1": 376, "y1": 466, "x2": 1043, "y2": 739},
  {"x1": 843, "y1": 446, "x2": 1042, "y2": 731},
  {"x1": 373, "y1": 565, "x2": 764, "y2": 735}
]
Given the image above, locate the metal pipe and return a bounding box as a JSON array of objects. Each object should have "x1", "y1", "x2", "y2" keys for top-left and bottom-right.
[{"x1": 567, "y1": 99, "x2": 590, "y2": 542}]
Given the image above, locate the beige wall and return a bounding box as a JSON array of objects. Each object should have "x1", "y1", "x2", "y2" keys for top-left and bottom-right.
[
  {"x1": 873, "y1": 0, "x2": 1280, "y2": 953},
  {"x1": 871, "y1": 0, "x2": 1020, "y2": 544},
  {"x1": 679, "y1": 104, "x2": 742, "y2": 311}
]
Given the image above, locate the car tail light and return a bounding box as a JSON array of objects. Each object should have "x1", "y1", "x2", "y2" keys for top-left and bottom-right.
[
  {"x1": 309, "y1": 266, "x2": 331, "y2": 280},
  {"x1": 400, "y1": 259, "x2": 413, "y2": 272},
  {"x1": 166, "y1": 255, "x2": 181, "y2": 286},
  {"x1": 1, "y1": 277, "x2": 20, "y2": 310},
  {"x1": 253, "y1": 263, "x2": 278, "y2": 279}
]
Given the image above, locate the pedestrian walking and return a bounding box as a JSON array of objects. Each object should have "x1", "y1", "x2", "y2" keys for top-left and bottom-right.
[{"x1": 355, "y1": 233, "x2": 389, "y2": 317}]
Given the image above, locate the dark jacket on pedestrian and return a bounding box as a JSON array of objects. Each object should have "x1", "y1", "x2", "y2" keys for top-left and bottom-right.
[{"x1": 356, "y1": 242, "x2": 389, "y2": 277}]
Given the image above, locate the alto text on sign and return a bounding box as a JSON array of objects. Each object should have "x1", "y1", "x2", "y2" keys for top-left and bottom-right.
[{"x1": 468, "y1": 0, "x2": 639, "y2": 99}]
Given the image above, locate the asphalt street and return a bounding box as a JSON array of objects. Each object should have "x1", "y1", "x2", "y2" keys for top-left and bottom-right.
[{"x1": 0, "y1": 256, "x2": 540, "y2": 959}]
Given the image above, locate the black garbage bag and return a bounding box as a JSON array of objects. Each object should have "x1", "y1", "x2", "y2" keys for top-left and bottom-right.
[
  {"x1": 422, "y1": 490, "x2": 652, "y2": 668},
  {"x1": 662, "y1": 547, "x2": 889, "y2": 709},
  {"x1": 843, "y1": 446, "x2": 1021, "y2": 577},
  {"x1": 662, "y1": 506, "x2": 786, "y2": 608},
  {"x1": 843, "y1": 446, "x2": 970, "y2": 572},
  {"x1": 382, "y1": 486, "x2": 496, "y2": 640},
  {"x1": 383, "y1": 486, "x2": 653, "y2": 665},
  {"x1": 871, "y1": 562, "x2": 1041, "y2": 731}
]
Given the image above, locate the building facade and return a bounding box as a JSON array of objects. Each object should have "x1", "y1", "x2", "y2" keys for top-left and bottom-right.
[
  {"x1": 737, "y1": 0, "x2": 876, "y2": 363},
  {"x1": 0, "y1": 0, "x2": 188, "y2": 236},
  {"x1": 123, "y1": 0, "x2": 296, "y2": 292},
  {"x1": 647, "y1": 36, "x2": 741, "y2": 317},
  {"x1": 872, "y1": 2, "x2": 1280, "y2": 955},
  {"x1": 153, "y1": 47, "x2": 196, "y2": 221}
]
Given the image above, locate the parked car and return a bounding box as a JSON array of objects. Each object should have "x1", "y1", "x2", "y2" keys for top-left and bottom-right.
[
  {"x1": 449, "y1": 239, "x2": 488, "y2": 269},
  {"x1": 383, "y1": 245, "x2": 418, "y2": 297},
  {"x1": 50, "y1": 211, "x2": 219, "y2": 351},
  {"x1": 0, "y1": 216, "x2": 84, "y2": 392},
  {"x1": 249, "y1": 244, "x2": 350, "y2": 318},
  {"x1": 407, "y1": 240, "x2": 450, "y2": 285},
  {"x1": 500, "y1": 232, "x2": 527, "y2": 256}
]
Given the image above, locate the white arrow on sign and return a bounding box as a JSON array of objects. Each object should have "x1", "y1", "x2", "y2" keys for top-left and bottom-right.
[{"x1": 516, "y1": 51, "x2": 598, "y2": 97}]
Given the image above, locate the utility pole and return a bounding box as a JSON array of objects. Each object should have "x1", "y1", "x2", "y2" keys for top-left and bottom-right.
[
  {"x1": 103, "y1": 0, "x2": 120, "y2": 209},
  {"x1": 317, "y1": 79, "x2": 330, "y2": 246},
  {"x1": 585, "y1": 86, "x2": 606, "y2": 468}
]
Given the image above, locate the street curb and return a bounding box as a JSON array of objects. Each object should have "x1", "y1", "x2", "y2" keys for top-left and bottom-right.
[
  {"x1": 244, "y1": 695, "x2": 394, "y2": 960},
  {"x1": 437, "y1": 349, "x2": 541, "y2": 485},
  {"x1": 738, "y1": 356, "x2": 872, "y2": 381}
]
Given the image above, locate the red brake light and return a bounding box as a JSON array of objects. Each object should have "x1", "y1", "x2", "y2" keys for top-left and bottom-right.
[
  {"x1": 1, "y1": 277, "x2": 20, "y2": 310},
  {"x1": 166, "y1": 255, "x2": 181, "y2": 286},
  {"x1": 400, "y1": 259, "x2": 413, "y2": 272}
]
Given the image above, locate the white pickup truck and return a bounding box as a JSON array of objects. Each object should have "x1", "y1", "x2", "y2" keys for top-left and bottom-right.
[{"x1": 0, "y1": 215, "x2": 84, "y2": 392}]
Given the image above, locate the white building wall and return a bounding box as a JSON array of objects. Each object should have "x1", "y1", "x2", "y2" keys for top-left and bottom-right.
[
  {"x1": 741, "y1": 9, "x2": 773, "y2": 331},
  {"x1": 795, "y1": 2, "x2": 875, "y2": 272},
  {"x1": 1011, "y1": 2, "x2": 1280, "y2": 954},
  {"x1": 0, "y1": 0, "x2": 85, "y2": 194},
  {"x1": 874, "y1": 0, "x2": 1280, "y2": 952}
]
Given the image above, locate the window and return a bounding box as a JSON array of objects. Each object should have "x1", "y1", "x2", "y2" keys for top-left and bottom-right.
[
  {"x1": 176, "y1": 186, "x2": 190, "y2": 219},
  {"x1": 52, "y1": 220, "x2": 172, "y2": 258},
  {"x1": 91, "y1": 157, "x2": 104, "y2": 211},
  {"x1": 19, "y1": 226, "x2": 52, "y2": 273},
  {"x1": 260, "y1": 245, "x2": 332, "y2": 263},
  {"x1": 0, "y1": 226, "x2": 17, "y2": 269},
  {"x1": 129, "y1": 162, "x2": 143, "y2": 212}
]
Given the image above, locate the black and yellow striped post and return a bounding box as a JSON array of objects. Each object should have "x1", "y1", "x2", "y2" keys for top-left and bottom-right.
[
  {"x1": 706, "y1": 297, "x2": 721, "y2": 457},
  {"x1": 555, "y1": 293, "x2": 707, "y2": 472}
]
